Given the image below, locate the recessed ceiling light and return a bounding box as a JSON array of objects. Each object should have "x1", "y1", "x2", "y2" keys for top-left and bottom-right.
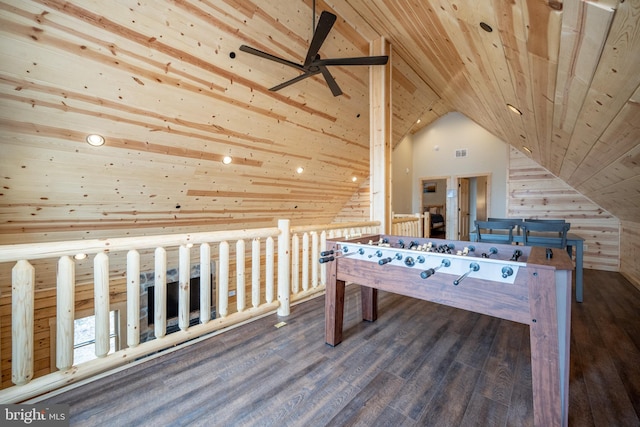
[
  {"x1": 74, "y1": 253, "x2": 87, "y2": 260},
  {"x1": 352, "y1": 176, "x2": 357, "y2": 182},
  {"x1": 296, "y1": 167, "x2": 304, "y2": 174},
  {"x1": 416, "y1": 119, "x2": 421, "y2": 124},
  {"x1": 507, "y1": 104, "x2": 523, "y2": 115},
  {"x1": 86, "y1": 134, "x2": 105, "y2": 146},
  {"x1": 222, "y1": 156, "x2": 232, "y2": 164}
]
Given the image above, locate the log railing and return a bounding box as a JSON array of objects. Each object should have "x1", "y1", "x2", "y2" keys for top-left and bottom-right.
[
  {"x1": 0, "y1": 219, "x2": 383, "y2": 403},
  {"x1": 392, "y1": 213, "x2": 423, "y2": 237}
]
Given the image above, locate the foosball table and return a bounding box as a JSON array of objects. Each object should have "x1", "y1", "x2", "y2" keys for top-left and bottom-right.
[{"x1": 321, "y1": 234, "x2": 573, "y2": 427}]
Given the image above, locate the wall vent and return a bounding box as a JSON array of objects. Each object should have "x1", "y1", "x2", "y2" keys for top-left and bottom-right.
[{"x1": 455, "y1": 148, "x2": 468, "y2": 158}]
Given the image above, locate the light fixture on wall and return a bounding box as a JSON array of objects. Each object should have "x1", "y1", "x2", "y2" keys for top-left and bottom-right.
[
  {"x1": 222, "y1": 156, "x2": 232, "y2": 164},
  {"x1": 507, "y1": 104, "x2": 523, "y2": 115},
  {"x1": 86, "y1": 134, "x2": 105, "y2": 146}
]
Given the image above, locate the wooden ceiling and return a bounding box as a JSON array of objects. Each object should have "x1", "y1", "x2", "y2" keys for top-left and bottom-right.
[{"x1": 0, "y1": 0, "x2": 638, "y2": 244}]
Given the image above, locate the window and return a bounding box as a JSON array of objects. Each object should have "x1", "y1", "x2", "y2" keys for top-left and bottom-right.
[
  {"x1": 73, "y1": 310, "x2": 118, "y2": 364},
  {"x1": 49, "y1": 302, "x2": 126, "y2": 369}
]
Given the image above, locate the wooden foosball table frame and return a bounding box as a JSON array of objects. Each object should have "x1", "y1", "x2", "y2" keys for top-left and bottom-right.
[{"x1": 323, "y1": 234, "x2": 573, "y2": 426}]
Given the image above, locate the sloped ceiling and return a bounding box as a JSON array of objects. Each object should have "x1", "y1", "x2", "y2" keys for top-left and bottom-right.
[{"x1": 0, "y1": 0, "x2": 638, "y2": 245}]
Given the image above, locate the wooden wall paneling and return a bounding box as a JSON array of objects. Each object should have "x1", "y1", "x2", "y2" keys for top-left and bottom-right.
[
  {"x1": 551, "y1": 0, "x2": 615, "y2": 174},
  {"x1": 390, "y1": 55, "x2": 440, "y2": 147},
  {"x1": 436, "y1": 1, "x2": 513, "y2": 146},
  {"x1": 494, "y1": 0, "x2": 543, "y2": 161},
  {"x1": 486, "y1": 0, "x2": 545, "y2": 157},
  {"x1": 560, "y1": 0, "x2": 640, "y2": 182},
  {"x1": 523, "y1": 0, "x2": 562, "y2": 167},
  {"x1": 508, "y1": 147, "x2": 620, "y2": 271},
  {"x1": 572, "y1": 88, "x2": 640, "y2": 222},
  {"x1": 410, "y1": 98, "x2": 454, "y2": 135},
  {"x1": 333, "y1": 178, "x2": 371, "y2": 223},
  {"x1": 0, "y1": 0, "x2": 383, "y2": 246},
  {"x1": 620, "y1": 221, "x2": 640, "y2": 291}
]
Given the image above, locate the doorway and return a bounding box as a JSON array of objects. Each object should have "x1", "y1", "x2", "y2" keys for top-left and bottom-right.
[
  {"x1": 420, "y1": 177, "x2": 448, "y2": 238},
  {"x1": 457, "y1": 175, "x2": 489, "y2": 241}
]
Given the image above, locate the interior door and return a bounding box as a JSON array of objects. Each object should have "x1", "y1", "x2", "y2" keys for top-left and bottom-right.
[{"x1": 458, "y1": 178, "x2": 470, "y2": 240}]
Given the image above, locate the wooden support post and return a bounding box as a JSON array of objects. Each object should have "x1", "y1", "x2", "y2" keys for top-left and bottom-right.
[
  {"x1": 277, "y1": 219, "x2": 290, "y2": 316},
  {"x1": 370, "y1": 36, "x2": 392, "y2": 233}
]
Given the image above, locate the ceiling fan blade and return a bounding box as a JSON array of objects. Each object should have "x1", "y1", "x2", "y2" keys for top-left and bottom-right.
[
  {"x1": 320, "y1": 66, "x2": 343, "y2": 96},
  {"x1": 269, "y1": 70, "x2": 320, "y2": 92},
  {"x1": 318, "y1": 55, "x2": 389, "y2": 66},
  {"x1": 304, "y1": 11, "x2": 336, "y2": 68},
  {"x1": 239, "y1": 45, "x2": 305, "y2": 71}
]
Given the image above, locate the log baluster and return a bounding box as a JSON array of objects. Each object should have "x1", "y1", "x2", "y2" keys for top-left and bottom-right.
[
  {"x1": 154, "y1": 247, "x2": 167, "y2": 338},
  {"x1": 302, "y1": 232, "x2": 310, "y2": 292},
  {"x1": 251, "y1": 238, "x2": 260, "y2": 309},
  {"x1": 178, "y1": 245, "x2": 190, "y2": 331},
  {"x1": 12, "y1": 260, "x2": 34, "y2": 385},
  {"x1": 311, "y1": 232, "x2": 319, "y2": 288},
  {"x1": 219, "y1": 241, "x2": 229, "y2": 317},
  {"x1": 265, "y1": 237, "x2": 274, "y2": 304},
  {"x1": 200, "y1": 243, "x2": 211, "y2": 323},
  {"x1": 291, "y1": 233, "x2": 300, "y2": 294},
  {"x1": 94, "y1": 253, "x2": 110, "y2": 358},
  {"x1": 127, "y1": 250, "x2": 140, "y2": 348},
  {"x1": 236, "y1": 239, "x2": 246, "y2": 312},
  {"x1": 320, "y1": 231, "x2": 327, "y2": 286},
  {"x1": 56, "y1": 256, "x2": 75, "y2": 371}
]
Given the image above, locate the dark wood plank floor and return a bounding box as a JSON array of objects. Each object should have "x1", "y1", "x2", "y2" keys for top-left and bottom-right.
[{"x1": 39, "y1": 269, "x2": 640, "y2": 426}]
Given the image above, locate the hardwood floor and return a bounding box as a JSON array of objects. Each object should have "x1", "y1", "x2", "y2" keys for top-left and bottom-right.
[{"x1": 38, "y1": 269, "x2": 640, "y2": 426}]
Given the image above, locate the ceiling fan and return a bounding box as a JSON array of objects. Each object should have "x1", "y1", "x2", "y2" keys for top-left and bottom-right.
[{"x1": 239, "y1": 9, "x2": 388, "y2": 96}]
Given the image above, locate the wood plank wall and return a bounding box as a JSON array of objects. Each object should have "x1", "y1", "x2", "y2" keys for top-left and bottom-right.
[
  {"x1": 332, "y1": 178, "x2": 371, "y2": 223},
  {"x1": 508, "y1": 147, "x2": 620, "y2": 272},
  {"x1": 620, "y1": 221, "x2": 640, "y2": 292}
]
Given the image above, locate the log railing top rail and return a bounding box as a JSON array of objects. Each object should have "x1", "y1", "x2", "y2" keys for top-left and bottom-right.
[
  {"x1": 0, "y1": 227, "x2": 282, "y2": 263},
  {"x1": 291, "y1": 221, "x2": 380, "y2": 234},
  {"x1": 392, "y1": 216, "x2": 421, "y2": 224}
]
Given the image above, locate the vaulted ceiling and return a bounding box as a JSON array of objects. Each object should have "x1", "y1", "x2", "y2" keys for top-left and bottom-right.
[{"x1": 1, "y1": 0, "x2": 638, "y2": 244}]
